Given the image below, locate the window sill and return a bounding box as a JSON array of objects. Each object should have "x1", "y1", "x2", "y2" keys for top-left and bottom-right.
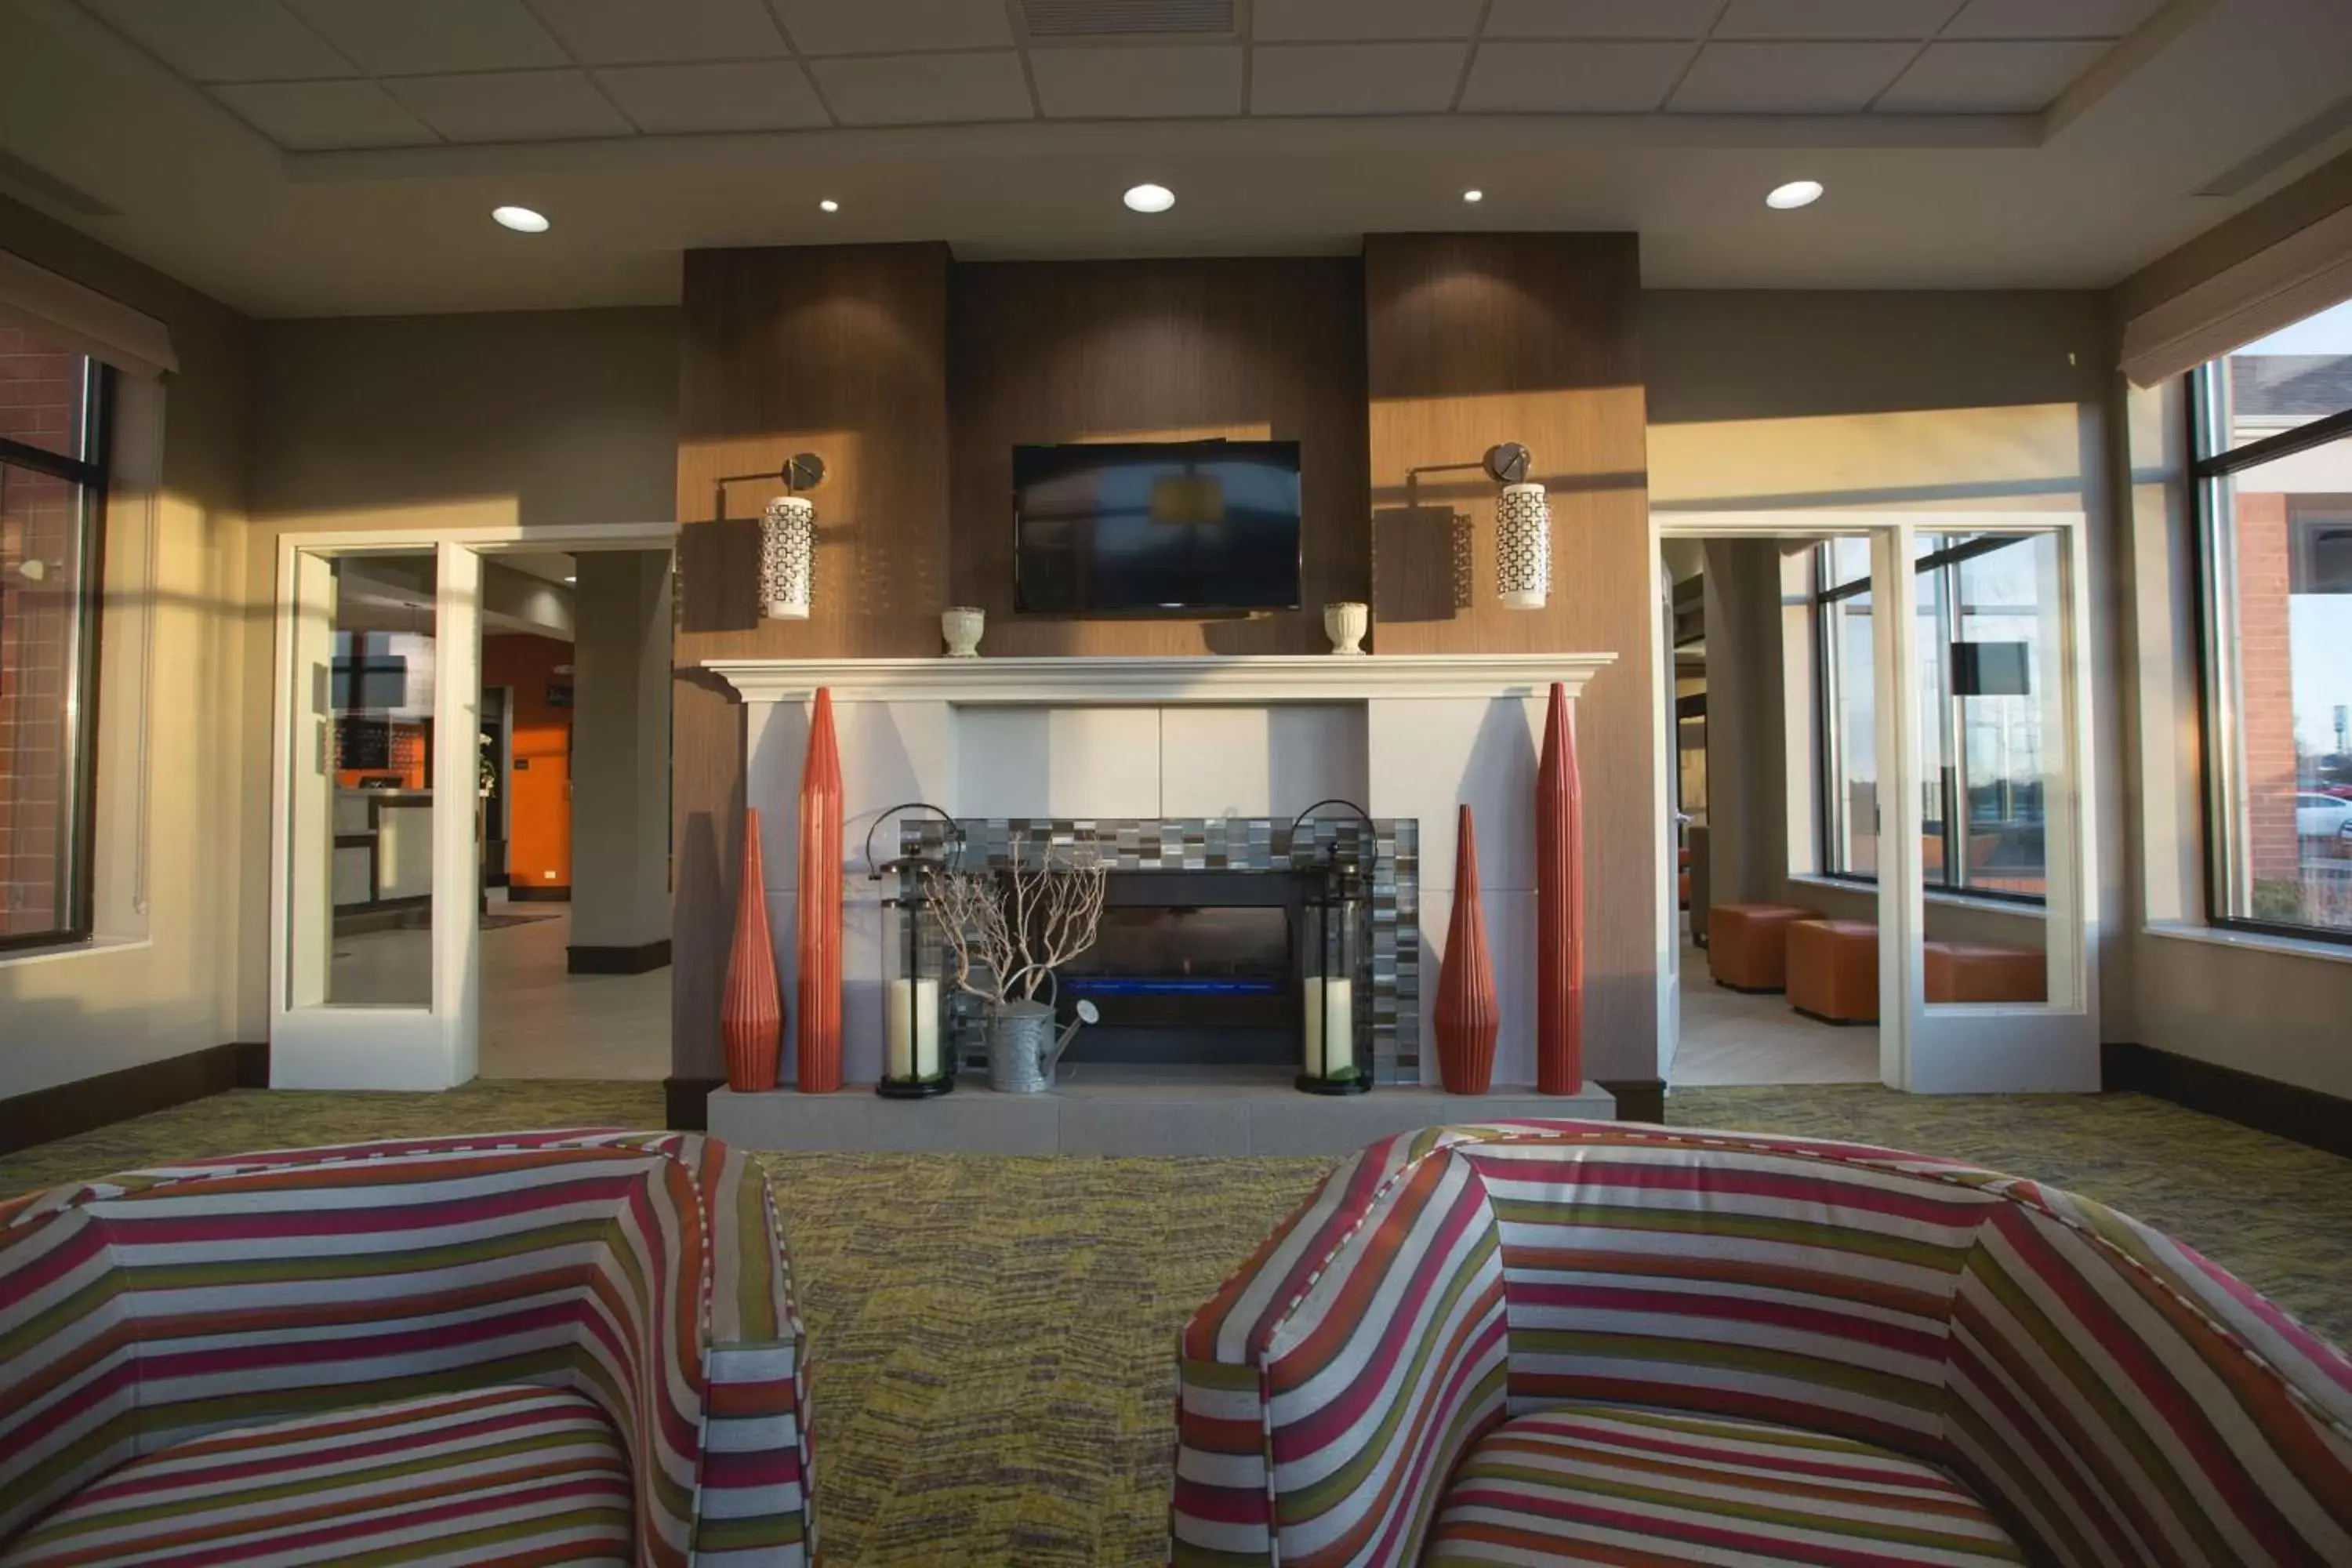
[
  {"x1": 0, "y1": 935, "x2": 154, "y2": 969},
  {"x1": 2141, "y1": 922, "x2": 2352, "y2": 967},
  {"x1": 1786, "y1": 873, "x2": 2048, "y2": 920}
]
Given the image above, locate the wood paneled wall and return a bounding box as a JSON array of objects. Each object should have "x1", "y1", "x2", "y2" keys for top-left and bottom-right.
[
  {"x1": 1364, "y1": 233, "x2": 1657, "y2": 1078},
  {"x1": 672, "y1": 243, "x2": 950, "y2": 1082},
  {"x1": 949, "y1": 258, "x2": 1369, "y2": 655},
  {"x1": 670, "y1": 235, "x2": 1658, "y2": 1089}
]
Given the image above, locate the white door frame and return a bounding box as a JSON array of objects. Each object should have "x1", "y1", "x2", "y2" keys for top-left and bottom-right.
[
  {"x1": 267, "y1": 521, "x2": 676, "y2": 1091},
  {"x1": 1650, "y1": 510, "x2": 2100, "y2": 1095}
]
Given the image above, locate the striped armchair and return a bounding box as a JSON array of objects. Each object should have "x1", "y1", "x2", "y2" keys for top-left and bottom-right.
[
  {"x1": 0, "y1": 1130, "x2": 811, "y2": 1567},
  {"x1": 1174, "y1": 1120, "x2": 2352, "y2": 1567}
]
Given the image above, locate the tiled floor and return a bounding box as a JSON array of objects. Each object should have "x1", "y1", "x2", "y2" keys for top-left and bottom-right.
[
  {"x1": 328, "y1": 898, "x2": 670, "y2": 1080},
  {"x1": 1669, "y1": 939, "x2": 1879, "y2": 1085}
]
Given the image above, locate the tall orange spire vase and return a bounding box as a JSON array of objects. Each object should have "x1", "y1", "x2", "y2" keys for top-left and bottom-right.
[
  {"x1": 1536, "y1": 681, "x2": 1585, "y2": 1094},
  {"x1": 721, "y1": 808, "x2": 782, "y2": 1092},
  {"x1": 795, "y1": 688, "x2": 846, "y2": 1093},
  {"x1": 1435, "y1": 804, "x2": 1499, "y2": 1094}
]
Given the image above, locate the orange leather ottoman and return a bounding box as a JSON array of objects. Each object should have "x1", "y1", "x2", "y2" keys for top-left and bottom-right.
[
  {"x1": 1708, "y1": 903, "x2": 1820, "y2": 993},
  {"x1": 1787, "y1": 919, "x2": 1878, "y2": 1024},
  {"x1": 1926, "y1": 942, "x2": 2046, "y2": 1004}
]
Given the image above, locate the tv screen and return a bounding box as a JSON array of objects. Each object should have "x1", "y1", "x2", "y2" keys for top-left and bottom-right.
[{"x1": 1013, "y1": 441, "x2": 1301, "y2": 614}]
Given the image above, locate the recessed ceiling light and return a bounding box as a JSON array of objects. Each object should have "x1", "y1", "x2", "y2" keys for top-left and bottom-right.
[
  {"x1": 562, "y1": 575, "x2": 575, "y2": 583},
  {"x1": 492, "y1": 205, "x2": 550, "y2": 233},
  {"x1": 1123, "y1": 182, "x2": 1174, "y2": 214},
  {"x1": 1462, "y1": 188, "x2": 1484, "y2": 203},
  {"x1": 1766, "y1": 180, "x2": 1824, "y2": 211},
  {"x1": 819, "y1": 198, "x2": 839, "y2": 213}
]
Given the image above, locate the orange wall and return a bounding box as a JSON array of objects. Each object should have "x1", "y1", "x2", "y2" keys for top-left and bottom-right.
[{"x1": 485, "y1": 633, "x2": 572, "y2": 892}]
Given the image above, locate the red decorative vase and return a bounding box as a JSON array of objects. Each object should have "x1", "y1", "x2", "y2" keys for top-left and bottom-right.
[
  {"x1": 795, "y1": 688, "x2": 845, "y2": 1093},
  {"x1": 1435, "y1": 804, "x2": 1499, "y2": 1094},
  {"x1": 1536, "y1": 681, "x2": 1585, "y2": 1094},
  {"x1": 721, "y1": 808, "x2": 782, "y2": 1093}
]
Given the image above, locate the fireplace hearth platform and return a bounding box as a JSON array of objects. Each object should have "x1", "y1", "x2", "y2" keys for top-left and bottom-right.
[{"x1": 707, "y1": 1065, "x2": 1617, "y2": 1156}]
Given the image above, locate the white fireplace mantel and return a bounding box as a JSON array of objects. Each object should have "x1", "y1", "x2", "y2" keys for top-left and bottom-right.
[{"x1": 704, "y1": 652, "x2": 1615, "y2": 706}]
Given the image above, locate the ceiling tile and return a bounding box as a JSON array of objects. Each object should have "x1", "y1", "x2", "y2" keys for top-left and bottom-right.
[
  {"x1": 1250, "y1": 42, "x2": 1467, "y2": 114},
  {"x1": 1482, "y1": 0, "x2": 1720, "y2": 38},
  {"x1": 285, "y1": 0, "x2": 567, "y2": 75},
  {"x1": 1715, "y1": 0, "x2": 1961, "y2": 40},
  {"x1": 595, "y1": 60, "x2": 829, "y2": 131},
  {"x1": 1253, "y1": 0, "x2": 1483, "y2": 42},
  {"x1": 1876, "y1": 38, "x2": 2107, "y2": 112},
  {"x1": 209, "y1": 80, "x2": 437, "y2": 148},
  {"x1": 1031, "y1": 45, "x2": 1243, "y2": 118},
  {"x1": 768, "y1": 0, "x2": 1014, "y2": 56},
  {"x1": 385, "y1": 70, "x2": 636, "y2": 141},
  {"x1": 1460, "y1": 41, "x2": 1693, "y2": 112},
  {"x1": 808, "y1": 52, "x2": 1034, "y2": 125},
  {"x1": 1943, "y1": 0, "x2": 2161, "y2": 39},
  {"x1": 528, "y1": 0, "x2": 789, "y2": 64},
  {"x1": 87, "y1": 0, "x2": 354, "y2": 82},
  {"x1": 1669, "y1": 41, "x2": 1918, "y2": 111}
]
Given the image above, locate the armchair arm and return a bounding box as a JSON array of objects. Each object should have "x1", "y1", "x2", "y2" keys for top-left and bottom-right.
[
  {"x1": 688, "y1": 1138, "x2": 814, "y2": 1566},
  {"x1": 1173, "y1": 1131, "x2": 1510, "y2": 1568}
]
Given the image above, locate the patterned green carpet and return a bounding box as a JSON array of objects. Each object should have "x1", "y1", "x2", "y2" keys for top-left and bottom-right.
[{"x1": 3, "y1": 1082, "x2": 2347, "y2": 1567}]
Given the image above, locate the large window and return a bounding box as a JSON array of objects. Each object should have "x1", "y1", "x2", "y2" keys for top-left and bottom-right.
[
  {"x1": 1814, "y1": 533, "x2": 2052, "y2": 903},
  {"x1": 0, "y1": 324, "x2": 111, "y2": 949},
  {"x1": 2194, "y1": 298, "x2": 2352, "y2": 942}
]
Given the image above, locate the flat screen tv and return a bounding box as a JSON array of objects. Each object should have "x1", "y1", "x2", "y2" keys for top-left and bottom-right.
[{"x1": 1012, "y1": 440, "x2": 1301, "y2": 615}]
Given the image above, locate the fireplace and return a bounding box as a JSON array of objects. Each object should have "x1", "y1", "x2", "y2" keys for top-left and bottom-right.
[
  {"x1": 899, "y1": 815, "x2": 1421, "y2": 1084},
  {"x1": 1054, "y1": 871, "x2": 1301, "y2": 1067}
]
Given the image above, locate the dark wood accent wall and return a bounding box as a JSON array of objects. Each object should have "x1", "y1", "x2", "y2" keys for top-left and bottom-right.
[
  {"x1": 672, "y1": 243, "x2": 951, "y2": 1080},
  {"x1": 948, "y1": 257, "x2": 1369, "y2": 655},
  {"x1": 1363, "y1": 233, "x2": 1657, "y2": 1076}
]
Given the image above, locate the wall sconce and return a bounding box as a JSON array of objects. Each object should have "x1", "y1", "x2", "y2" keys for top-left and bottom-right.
[
  {"x1": 714, "y1": 452, "x2": 826, "y2": 621},
  {"x1": 1408, "y1": 441, "x2": 1550, "y2": 612}
]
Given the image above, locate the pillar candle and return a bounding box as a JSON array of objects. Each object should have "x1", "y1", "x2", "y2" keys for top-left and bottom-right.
[
  {"x1": 1303, "y1": 976, "x2": 1355, "y2": 1076},
  {"x1": 886, "y1": 977, "x2": 941, "y2": 1081}
]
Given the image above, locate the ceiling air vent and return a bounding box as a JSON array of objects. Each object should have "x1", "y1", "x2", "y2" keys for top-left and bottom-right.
[{"x1": 1020, "y1": 0, "x2": 1235, "y2": 38}]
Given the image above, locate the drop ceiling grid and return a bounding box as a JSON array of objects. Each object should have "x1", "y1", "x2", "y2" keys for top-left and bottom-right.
[{"x1": 74, "y1": 0, "x2": 2168, "y2": 150}]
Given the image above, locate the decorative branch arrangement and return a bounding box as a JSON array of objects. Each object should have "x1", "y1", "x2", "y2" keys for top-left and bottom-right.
[{"x1": 924, "y1": 833, "x2": 1109, "y2": 1007}]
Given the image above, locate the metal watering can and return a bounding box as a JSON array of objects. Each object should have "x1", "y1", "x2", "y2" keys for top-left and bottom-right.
[{"x1": 986, "y1": 996, "x2": 1099, "y2": 1094}]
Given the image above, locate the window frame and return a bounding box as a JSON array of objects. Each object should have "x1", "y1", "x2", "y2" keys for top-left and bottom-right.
[
  {"x1": 1811, "y1": 532, "x2": 2049, "y2": 909},
  {"x1": 0, "y1": 356, "x2": 114, "y2": 952},
  {"x1": 2190, "y1": 361, "x2": 2352, "y2": 949}
]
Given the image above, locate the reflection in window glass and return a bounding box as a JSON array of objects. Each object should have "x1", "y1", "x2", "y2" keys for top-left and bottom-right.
[{"x1": 1813, "y1": 534, "x2": 2053, "y2": 902}]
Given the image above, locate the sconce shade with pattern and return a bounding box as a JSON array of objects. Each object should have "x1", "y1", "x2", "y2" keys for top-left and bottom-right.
[
  {"x1": 1496, "y1": 481, "x2": 1550, "y2": 611},
  {"x1": 761, "y1": 495, "x2": 815, "y2": 620}
]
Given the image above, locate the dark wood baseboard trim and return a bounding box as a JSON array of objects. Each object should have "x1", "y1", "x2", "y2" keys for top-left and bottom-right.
[
  {"x1": 506, "y1": 885, "x2": 572, "y2": 903},
  {"x1": 666, "y1": 1076, "x2": 722, "y2": 1132},
  {"x1": 2104, "y1": 1042, "x2": 2352, "y2": 1161},
  {"x1": 1, "y1": 1041, "x2": 262, "y2": 1158},
  {"x1": 568, "y1": 939, "x2": 672, "y2": 976},
  {"x1": 1598, "y1": 1077, "x2": 1666, "y2": 1123}
]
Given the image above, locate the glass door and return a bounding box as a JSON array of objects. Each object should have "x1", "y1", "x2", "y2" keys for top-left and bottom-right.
[{"x1": 271, "y1": 541, "x2": 482, "y2": 1089}]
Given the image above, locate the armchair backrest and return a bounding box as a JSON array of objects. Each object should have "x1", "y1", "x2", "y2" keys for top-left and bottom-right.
[
  {"x1": 0, "y1": 1130, "x2": 808, "y2": 1567},
  {"x1": 1450, "y1": 1123, "x2": 2004, "y2": 1462}
]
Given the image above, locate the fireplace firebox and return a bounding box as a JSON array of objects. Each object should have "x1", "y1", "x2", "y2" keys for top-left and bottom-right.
[{"x1": 1054, "y1": 871, "x2": 1302, "y2": 1067}]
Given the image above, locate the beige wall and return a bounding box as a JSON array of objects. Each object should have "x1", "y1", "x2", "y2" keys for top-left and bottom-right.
[
  {"x1": 1646, "y1": 290, "x2": 2129, "y2": 1041},
  {"x1": 239, "y1": 307, "x2": 680, "y2": 1034},
  {"x1": 0, "y1": 195, "x2": 255, "y2": 1096}
]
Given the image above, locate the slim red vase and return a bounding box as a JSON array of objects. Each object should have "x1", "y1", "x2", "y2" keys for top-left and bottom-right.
[
  {"x1": 721, "y1": 808, "x2": 782, "y2": 1093},
  {"x1": 1435, "y1": 804, "x2": 1499, "y2": 1095},
  {"x1": 795, "y1": 688, "x2": 845, "y2": 1093},
  {"x1": 1536, "y1": 681, "x2": 1586, "y2": 1094}
]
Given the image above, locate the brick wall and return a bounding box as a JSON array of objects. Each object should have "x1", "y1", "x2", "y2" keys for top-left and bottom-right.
[
  {"x1": 2234, "y1": 492, "x2": 2301, "y2": 887},
  {"x1": 0, "y1": 325, "x2": 83, "y2": 937}
]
